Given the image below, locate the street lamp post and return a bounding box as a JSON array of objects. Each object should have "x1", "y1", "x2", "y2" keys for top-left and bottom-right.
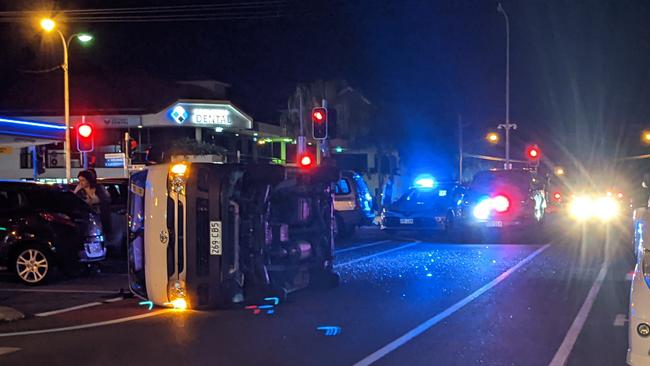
[
  {"x1": 40, "y1": 19, "x2": 92, "y2": 182},
  {"x1": 496, "y1": 3, "x2": 516, "y2": 170}
]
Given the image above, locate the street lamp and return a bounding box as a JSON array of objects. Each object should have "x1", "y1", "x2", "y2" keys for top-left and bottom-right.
[
  {"x1": 642, "y1": 130, "x2": 650, "y2": 145},
  {"x1": 496, "y1": 3, "x2": 516, "y2": 170},
  {"x1": 555, "y1": 167, "x2": 565, "y2": 176},
  {"x1": 40, "y1": 18, "x2": 93, "y2": 182},
  {"x1": 486, "y1": 132, "x2": 500, "y2": 144}
]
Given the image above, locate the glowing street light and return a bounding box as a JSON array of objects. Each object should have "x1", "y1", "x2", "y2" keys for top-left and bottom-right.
[
  {"x1": 39, "y1": 17, "x2": 94, "y2": 182},
  {"x1": 643, "y1": 130, "x2": 650, "y2": 144},
  {"x1": 40, "y1": 18, "x2": 56, "y2": 32},
  {"x1": 486, "y1": 132, "x2": 500, "y2": 144},
  {"x1": 555, "y1": 167, "x2": 565, "y2": 176}
]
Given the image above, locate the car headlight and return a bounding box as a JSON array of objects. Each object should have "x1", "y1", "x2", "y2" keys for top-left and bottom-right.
[
  {"x1": 594, "y1": 196, "x2": 619, "y2": 221},
  {"x1": 569, "y1": 196, "x2": 592, "y2": 221},
  {"x1": 168, "y1": 162, "x2": 189, "y2": 194}
]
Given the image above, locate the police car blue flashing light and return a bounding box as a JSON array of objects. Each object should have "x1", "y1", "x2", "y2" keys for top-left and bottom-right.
[{"x1": 414, "y1": 174, "x2": 436, "y2": 189}]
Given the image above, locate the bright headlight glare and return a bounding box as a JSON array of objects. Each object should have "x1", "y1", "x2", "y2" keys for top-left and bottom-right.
[
  {"x1": 473, "y1": 199, "x2": 491, "y2": 220},
  {"x1": 594, "y1": 196, "x2": 619, "y2": 221},
  {"x1": 569, "y1": 196, "x2": 592, "y2": 221}
]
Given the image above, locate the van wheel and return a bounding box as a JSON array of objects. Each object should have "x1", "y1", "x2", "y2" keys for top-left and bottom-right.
[{"x1": 14, "y1": 245, "x2": 53, "y2": 285}]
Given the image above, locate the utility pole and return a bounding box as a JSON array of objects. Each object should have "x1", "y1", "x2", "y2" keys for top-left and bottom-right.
[
  {"x1": 297, "y1": 86, "x2": 306, "y2": 156},
  {"x1": 497, "y1": 3, "x2": 516, "y2": 170},
  {"x1": 458, "y1": 114, "x2": 463, "y2": 183}
]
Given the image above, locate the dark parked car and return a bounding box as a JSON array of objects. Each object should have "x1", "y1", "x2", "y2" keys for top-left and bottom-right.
[
  {"x1": 380, "y1": 182, "x2": 465, "y2": 235},
  {"x1": 0, "y1": 181, "x2": 106, "y2": 284}
]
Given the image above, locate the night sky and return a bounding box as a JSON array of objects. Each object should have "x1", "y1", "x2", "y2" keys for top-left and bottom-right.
[{"x1": 2, "y1": 0, "x2": 650, "y2": 178}]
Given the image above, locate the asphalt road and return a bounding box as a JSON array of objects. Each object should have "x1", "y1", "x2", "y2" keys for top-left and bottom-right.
[{"x1": 0, "y1": 225, "x2": 635, "y2": 366}]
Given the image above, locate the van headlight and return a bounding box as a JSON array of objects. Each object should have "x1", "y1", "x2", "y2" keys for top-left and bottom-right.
[
  {"x1": 168, "y1": 162, "x2": 189, "y2": 194},
  {"x1": 167, "y1": 280, "x2": 188, "y2": 310},
  {"x1": 594, "y1": 196, "x2": 619, "y2": 221}
]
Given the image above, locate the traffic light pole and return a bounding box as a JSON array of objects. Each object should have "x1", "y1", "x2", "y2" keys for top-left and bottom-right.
[{"x1": 497, "y1": 3, "x2": 515, "y2": 170}]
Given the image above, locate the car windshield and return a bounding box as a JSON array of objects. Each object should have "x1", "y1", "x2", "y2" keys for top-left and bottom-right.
[
  {"x1": 395, "y1": 186, "x2": 456, "y2": 207},
  {"x1": 24, "y1": 188, "x2": 91, "y2": 213},
  {"x1": 470, "y1": 171, "x2": 531, "y2": 190}
]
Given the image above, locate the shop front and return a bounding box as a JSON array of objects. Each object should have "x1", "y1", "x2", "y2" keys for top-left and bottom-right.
[{"x1": 0, "y1": 99, "x2": 294, "y2": 180}]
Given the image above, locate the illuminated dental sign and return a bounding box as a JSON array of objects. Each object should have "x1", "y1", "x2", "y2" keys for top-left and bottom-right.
[
  {"x1": 166, "y1": 102, "x2": 252, "y2": 129},
  {"x1": 191, "y1": 108, "x2": 230, "y2": 125}
]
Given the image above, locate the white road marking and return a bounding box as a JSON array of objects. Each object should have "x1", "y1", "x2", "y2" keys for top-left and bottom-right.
[
  {"x1": 104, "y1": 296, "x2": 125, "y2": 303},
  {"x1": 0, "y1": 288, "x2": 120, "y2": 294},
  {"x1": 0, "y1": 309, "x2": 172, "y2": 338},
  {"x1": 353, "y1": 244, "x2": 551, "y2": 366},
  {"x1": 34, "y1": 296, "x2": 125, "y2": 317},
  {"x1": 334, "y1": 241, "x2": 421, "y2": 268},
  {"x1": 35, "y1": 302, "x2": 103, "y2": 317},
  {"x1": 0, "y1": 347, "x2": 20, "y2": 356},
  {"x1": 335, "y1": 240, "x2": 391, "y2": 254},
  {"x1": 548, "y1": 259, "x2": 609, "y2": 366},
  {"x1": 614, "y1": 314, "x2": 628, "y2": 327}
]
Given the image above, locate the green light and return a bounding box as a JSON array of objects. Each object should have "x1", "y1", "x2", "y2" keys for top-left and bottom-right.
[
  {"x1": 0, "y1": 227, "x2": 7, "y2": 231},
  {"x1": 77, "y1": 33, "x2": 93, "y2": 43},
  {"x1": 335, "y1": 146, "x2": 344, "y2": 153}
]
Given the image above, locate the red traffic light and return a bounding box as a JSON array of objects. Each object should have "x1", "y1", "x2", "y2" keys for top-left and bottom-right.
[
  {"x1": 525, "y1": 145, "x2": 541, "y2": 161},
  {"x1": 76, "y1": 123, "x2": 95, "y2": 152},
  {"x1": 298, "y1": 154, "x2": 314, "y2": 169},
  {"x1": 311, "y1": 107, "x2": 328, "y2": 139},
  {"x1": 78, "y1": 124, "x2": 93, "y2": 138}
]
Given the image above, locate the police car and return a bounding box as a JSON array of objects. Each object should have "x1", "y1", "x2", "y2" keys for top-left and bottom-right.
[
  {"x1": 380, "y1": 175, "x2": 465, "y2": 234},
  {"x1": 461, "y1": 169, "x2": 546, "y2": 231}
]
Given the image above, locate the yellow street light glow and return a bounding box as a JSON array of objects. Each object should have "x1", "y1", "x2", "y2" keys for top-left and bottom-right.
[
  {"x1": 77, "y1": 33, "x2": 93, "y2": 42},
  {"x1": 40, "y1": 18, "x2": 56, "y2": 32},
  {"x1": 170, "y1": 163, "x2": 188, "y2": 176},
  {"x1": 486, "y1": 132, "x2": 499, "y2": 144},
  {"x1": 555, "y1": 167, "x2": 565, "y2": 176},
  {"x1": 643, "y1": 130, "x2": 650, "y2": 143}
]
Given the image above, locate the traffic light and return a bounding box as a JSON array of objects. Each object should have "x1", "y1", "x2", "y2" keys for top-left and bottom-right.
[
  {"x1": 76, "y1": 123, "x2": 95, "y2": 152},
  {"x1": 298, "y1": 153, "x2": 314, "y2": 170},
  {"x1": 312, "y1": 107, "x2": 328, "y2": 139},
  {"x1": 525, "y1": 144, "x2": 541, "y2": 166}
]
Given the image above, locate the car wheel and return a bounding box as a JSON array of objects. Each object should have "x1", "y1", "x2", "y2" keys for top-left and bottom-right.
[{"x1": 14, "y1": 245, "x2": 53, "y2": 285}]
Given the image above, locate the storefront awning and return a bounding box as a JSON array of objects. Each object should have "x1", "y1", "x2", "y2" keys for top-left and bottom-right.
[{"x1": 0, "y1": 117, "x2": 65, "y2": 147}]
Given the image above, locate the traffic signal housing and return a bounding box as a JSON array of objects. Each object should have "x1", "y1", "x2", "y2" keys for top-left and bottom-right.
[
  {"x1": 312, "y1": 107, "x2": 328, "y2": 139},
  {"x1": 76, "y1": 123, "x2": 95, "y2": 152},
  {"x1": 525, "y1": 144, "x2": 541, "y2": 166}
]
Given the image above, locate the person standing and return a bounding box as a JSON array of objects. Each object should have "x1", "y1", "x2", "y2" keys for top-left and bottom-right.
[{"x1": 75, "y1": 170, "x2": 111, "y2": 236}]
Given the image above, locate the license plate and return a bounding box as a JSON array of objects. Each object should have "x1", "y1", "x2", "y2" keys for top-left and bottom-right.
[
  {"x1": 486, "y1": 221, "x2": 503, "y2": 228},
  {"x1": 400, "y1": 218, "x2": 414, "y2": 224},
  {"x1": 86, "y1": 242, "x2": 103, "y2": 257},
  {"x1": 209, "y1": 221, "x2": 222, "y2": 255}
]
